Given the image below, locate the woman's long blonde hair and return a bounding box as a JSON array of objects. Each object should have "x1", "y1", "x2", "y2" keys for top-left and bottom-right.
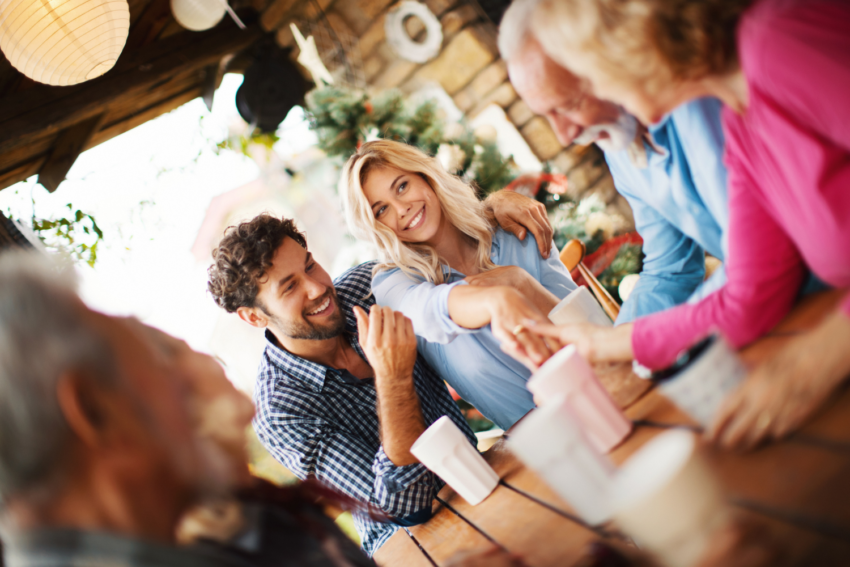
[
  {"x1": 532, "y1": 0, "x2": 751, "y2": 99},
  {"x1": 340, "y1": 140, "x2": 495, "y2": 284}
]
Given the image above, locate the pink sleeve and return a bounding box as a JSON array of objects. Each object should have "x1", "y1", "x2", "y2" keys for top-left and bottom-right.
[
  {"x1": 742, "y1": 0, "x2": 850, "y2": 151},
  {"x1": 632, "y1": 161, "x2": 807, "y2": 370}
]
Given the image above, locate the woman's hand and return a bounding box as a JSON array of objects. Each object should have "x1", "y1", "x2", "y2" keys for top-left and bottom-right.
[
  {"x1": 447, "y1": 285, "x2": 557, "y2": 367},
  {"x1": 484, "y1": 190, "x2": 553, "y2": 258},
  {"x1": 485, "y1": 287, "x2": 558, "y2": 368},
  {"x1": 464, "y1": 265, "x2": 531, "y2": 290},
  {"x1": 525, "y1": 321, "x2": 635, "y2": 367},
  {"x1": 465, "y1": 266, "x2": 561, "y2": 317},
  {"x1": 708, "y1": 310, "x2": 850, "y2": 450}
]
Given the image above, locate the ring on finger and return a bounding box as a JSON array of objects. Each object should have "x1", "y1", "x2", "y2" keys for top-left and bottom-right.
[{"x1": 512, "y1": 324, "x2": 527, "y2": 336}]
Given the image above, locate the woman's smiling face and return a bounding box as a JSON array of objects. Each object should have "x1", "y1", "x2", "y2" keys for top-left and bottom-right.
[{"x1": 362, "y1": 166, "x2": 443, "y2": 243}]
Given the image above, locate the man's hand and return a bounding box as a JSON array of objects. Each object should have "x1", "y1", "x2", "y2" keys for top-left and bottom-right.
[
  {"x1": 354, "y1": 305, "x2": 425, "y2": 466},
  {"x1": 354, "y1": 305, "x2": 418, "y2": 383},
  {"x1": 485, "y1": 190, "x2": 553, "y2": 258}
]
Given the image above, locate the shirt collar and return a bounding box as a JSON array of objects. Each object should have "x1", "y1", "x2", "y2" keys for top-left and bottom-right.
[
  {"x1": 627, "y1": 117, "x2": 670, "y2": 169},
  {"x1": 263, "y1": 329, "x2": 367, "y2": 393}
]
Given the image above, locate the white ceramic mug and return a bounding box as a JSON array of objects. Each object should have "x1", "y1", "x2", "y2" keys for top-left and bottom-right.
[
  {"x1": 611, "y1": 430, "x2": 729, "y2": 567},
  {"x1": 411, "y1": 416, "x2": 499, "y2": 506},
  {"x1": 527, "y1": 345, "x2": 632, "y2": 453},
  {"x1": 508, "y1": 395, "x2": 615, "y2": 525},
  {"x1": 656, "y1": 336, "x2": 747, "y2": 427},
  {"x1": 548, "y1": 286, "x2": 612, "y2": 327}
]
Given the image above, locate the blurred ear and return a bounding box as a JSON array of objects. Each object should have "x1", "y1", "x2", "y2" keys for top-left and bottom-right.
[
  {"x1": 55, "y1": 372, "x2": 111, "y2": 448},
  {"x1": 236, "y1": 306, "x2": 269, "y2": 329}
]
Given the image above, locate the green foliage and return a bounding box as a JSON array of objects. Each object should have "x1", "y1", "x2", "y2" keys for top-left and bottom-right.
[
  {"x1": 549, "y1": 194, "x2": 607, "y2": 253},
  {"x1": 304, "y1": 86, "x2": 516, "y2": 197},
  {"x1": 546, "y1": 191, "x2": 642, "y2": 299},
  {"x1": 599, "y1": 243, "x2": 643, "y2": 301},
  {"x1": 455, "y1": 398, "x2": 495, "y2": 433},
  {"x1": 30, "y1": 204, "x2": 104, "y2": 267},
  {"x1": 216, "y1": 130, "x2": 281, "y2": 157},
  {"x1": 305, "y1": 87, "x2": 369, "y2": 158}
]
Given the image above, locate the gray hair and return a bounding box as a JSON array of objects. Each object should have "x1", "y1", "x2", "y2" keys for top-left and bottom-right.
[
  {"x1": 0, "y1": 252, "x2": 117, "y2": 499},
  {"x1": 498, "y1": 0, "x2": 545, "y2": 61}
]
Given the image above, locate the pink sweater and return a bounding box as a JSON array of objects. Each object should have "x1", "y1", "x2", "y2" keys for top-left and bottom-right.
[{"x1": 633, "y1": 0, "x2": 850, "y2": 370}]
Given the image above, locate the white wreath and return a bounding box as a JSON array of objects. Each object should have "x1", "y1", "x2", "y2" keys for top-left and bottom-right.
[{"x1": 385, "y1": 1, "x2": 443, "y2": 64}]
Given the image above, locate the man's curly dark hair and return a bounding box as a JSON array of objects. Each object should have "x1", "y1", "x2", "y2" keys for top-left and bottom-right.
[{"x1": 208, "y1": 214, "x2": 307, "y2": 313}]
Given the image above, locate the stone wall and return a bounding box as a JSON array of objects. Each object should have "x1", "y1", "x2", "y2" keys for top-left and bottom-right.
[{"x1": 255, "y1": 0, "x2": 632, "y2": 224}]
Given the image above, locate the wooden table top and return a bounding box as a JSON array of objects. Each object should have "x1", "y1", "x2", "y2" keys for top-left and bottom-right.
[{"x1": 373, "y1": 290, "x2": 850, "y2": 567}]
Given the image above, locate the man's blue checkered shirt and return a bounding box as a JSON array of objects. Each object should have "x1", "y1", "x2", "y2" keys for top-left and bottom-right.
[{"x1": 253, "y1": 261, "x2": 476, "y2": 557}]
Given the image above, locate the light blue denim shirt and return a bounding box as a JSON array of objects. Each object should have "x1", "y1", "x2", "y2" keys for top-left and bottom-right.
[
  {"x1": 605, "y1": 98, "x2": 729, "y2": 325},
  {"x1": 372, "y1": 229, "x2": 577, "y2": 430}
]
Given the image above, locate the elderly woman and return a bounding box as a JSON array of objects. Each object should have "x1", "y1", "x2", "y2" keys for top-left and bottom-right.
[
  {"x1": 526, "y1": 0, "x2": 850, "y2": 449},
  {"x1": 340, "y1": 140, "x2": 576, "y2": 430}
]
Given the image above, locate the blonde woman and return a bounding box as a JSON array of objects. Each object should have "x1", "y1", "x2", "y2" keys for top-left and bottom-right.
[
  {"x1": 341, "y1": 140, "x2": 577, "y2": 430},
  {"x1": 527, "y1": 0, "x2": 850, "y2": 449}
]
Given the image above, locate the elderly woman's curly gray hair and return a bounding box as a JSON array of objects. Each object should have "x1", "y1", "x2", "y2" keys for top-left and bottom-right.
[{"x1": 532, "y1": 0, "x2": 751, "y2": 99}]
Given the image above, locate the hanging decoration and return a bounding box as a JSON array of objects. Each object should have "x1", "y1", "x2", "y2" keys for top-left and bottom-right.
[
  {"x1": 236, "y1": 45, "x2": 308, "y2": 133},
  {"x1": 290, "y1": 23, "x2": 334, "y2": 86},
  {"x1": 171, "y1": 0, "x2": 245, "y2": 32},
  {"x1": 171, "y1": 0, "x2": 225, "y2": 31},
  {"x1": 0, "y1": 0, "x2": 130, "y2": 86},
  {"x1": 384, "y1": 1, "x2": 442, "y2": 63}
]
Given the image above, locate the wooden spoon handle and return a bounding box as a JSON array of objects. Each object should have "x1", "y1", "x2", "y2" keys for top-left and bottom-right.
[
  {"x1": 559, "y1": 239, "x2": 586, "y2": 272},
  {"x1": 577, "y1": 262, "x2": 620, "y2": 322}
]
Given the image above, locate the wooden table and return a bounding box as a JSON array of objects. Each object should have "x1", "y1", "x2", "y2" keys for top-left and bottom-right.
[{"x1": 374, "y1": 290, "x2": 850, "y2": 566}]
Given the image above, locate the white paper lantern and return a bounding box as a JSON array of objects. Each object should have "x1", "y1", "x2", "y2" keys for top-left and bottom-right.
[
  {"x1": 171, "y1": 0, "x2": 225, "y2": 32},
  {"x1": 0, "y1": 0, "x2": 129, "y2": 86}
]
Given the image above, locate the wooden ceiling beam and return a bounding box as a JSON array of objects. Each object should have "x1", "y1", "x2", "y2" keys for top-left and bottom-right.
[
  {"x1": 124, "y1": 0, "x2": 174, "y2": 53},
  {"x1": 37, "y1": 113, "x2": 106, "y2": 193},
  {"x1": 87, "y1": 86, "x2": 203, "y2": 151},
  {"x1": 0, "y1": 80, "x2": 202, "y2": 193},
  {"x1": 0, "y1": 21, "x2": 262, "y2": 152},
  {"x1": 0, "y1": 158, "x2": 46, "y2": 190}
]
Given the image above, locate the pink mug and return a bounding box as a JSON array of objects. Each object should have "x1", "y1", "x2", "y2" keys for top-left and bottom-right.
[{"x1": 527, "y1": 345, "x2": 632, "y2": 453}]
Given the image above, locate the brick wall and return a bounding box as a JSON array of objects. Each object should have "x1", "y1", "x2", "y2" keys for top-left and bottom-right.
[{"x1": 257, "y1": 0, "x2": 629, "y2": 223}]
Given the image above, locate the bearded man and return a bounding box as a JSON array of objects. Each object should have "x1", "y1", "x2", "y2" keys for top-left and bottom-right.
[{"x1": 206, "y1": 192, "x2": 552, "y2": 556}]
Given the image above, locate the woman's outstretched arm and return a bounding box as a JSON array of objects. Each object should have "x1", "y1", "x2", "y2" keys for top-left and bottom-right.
[{"x1": 372, "y1": 268, "x2": 555, "y2": 367}]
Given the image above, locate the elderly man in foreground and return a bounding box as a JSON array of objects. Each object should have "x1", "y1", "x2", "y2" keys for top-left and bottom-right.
[
  {"x1": 0, "y1": 252, "x2": 377, "y2": 567},
  {"x1": 0, "y1": 252, "x2": 522, "y2": 567}
]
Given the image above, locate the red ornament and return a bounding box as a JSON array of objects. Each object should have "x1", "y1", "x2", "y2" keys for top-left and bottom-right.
[{"x1": 364, "y1": 101, "x2": 373, "y2": 114}]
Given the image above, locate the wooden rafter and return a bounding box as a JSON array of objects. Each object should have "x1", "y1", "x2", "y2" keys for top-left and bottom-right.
[
  {"x1": 123, "y1": 0, "x2": 175, "y2": 53},
  {"x1": 37, "y1": 114, "x2": 106, "y2": 193},
  {"x1": 0, "y1": 21, "x2": 263, "y2": 153}
]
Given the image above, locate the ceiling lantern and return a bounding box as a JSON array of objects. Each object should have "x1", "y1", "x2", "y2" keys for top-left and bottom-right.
[
  {"x1": 170, "y1": 0, "x2": 225, "y2": 31},
  {"x1": 0, "y1": 0, "x2": 130, "y2": 86}
]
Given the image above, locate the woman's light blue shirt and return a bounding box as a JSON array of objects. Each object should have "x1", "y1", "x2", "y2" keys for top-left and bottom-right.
[{"x1": 371, "y1": 229, "x2": 577, "y2": 430}]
